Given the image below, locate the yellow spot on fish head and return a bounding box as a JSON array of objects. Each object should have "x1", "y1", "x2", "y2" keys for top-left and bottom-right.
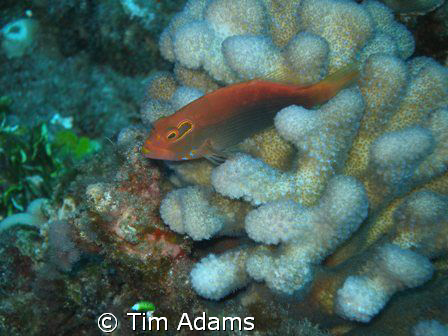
[
  {"x1": 177, "y1": 120, "x2": 193, "y2": 138},
  {"x1": 164, "y1": 120, "x2": 194, "y2": 143}
]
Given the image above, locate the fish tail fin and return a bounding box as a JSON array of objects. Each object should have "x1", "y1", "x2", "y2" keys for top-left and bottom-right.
[{"x1": 307, "y1": 63, "x2": 359, "y2": 106}]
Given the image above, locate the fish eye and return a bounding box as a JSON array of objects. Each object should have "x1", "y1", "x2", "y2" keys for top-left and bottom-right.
[{"x1": 166, "y1": 129, "x2": 178, "y2": 140}]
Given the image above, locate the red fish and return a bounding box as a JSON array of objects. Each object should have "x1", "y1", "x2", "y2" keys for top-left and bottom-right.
[{"x1": 142, "y1": 65, "x2": 358, "y2": 163}]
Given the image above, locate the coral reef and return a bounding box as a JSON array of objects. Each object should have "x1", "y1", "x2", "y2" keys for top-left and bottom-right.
[
  {"x1": 191, "y1": 249, "x2": 251, "y2": 300},
  {"x1": 1, "y1": 0, "x2": 447, "y2": 335},
  {"x1": 0, "y1": 131, "x2": 197, "y2": 335},
  {"x1": 335, "y1": 243, "x2": 434, "y2": 322},
  {"x1": 1, "y1": 0, "x2": 187, "y2": 74},
  {"x1": 82, "y1": 127, "x2": 192, "y2": 263},
  {"x1": 0, "y1": 126, "x2": 333, "y2": 335},
  {"x1": 138, "y1": 0, "x2": 448, "y2": 333},
  {"x1": 0, "y1": 51, "x2": 143, "y2": 138}
]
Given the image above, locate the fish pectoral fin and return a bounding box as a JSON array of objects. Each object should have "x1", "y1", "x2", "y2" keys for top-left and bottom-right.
[
  {"x1": 202, "y1": 140, "x2": 228, "y2": 165},
  {"x1": 204, "y1": 153, "x2": 227, "y2": 165},
  {"x1": 204, "y1": 146, "x2": 244, "y2": 164},
  {"x1": 204, "y1": 146, "x2": 228, "y2": 165}
]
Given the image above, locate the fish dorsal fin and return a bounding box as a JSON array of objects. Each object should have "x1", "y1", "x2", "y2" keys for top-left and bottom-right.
[
  {"x1": 261, "y1": 67, "x2": 300, "y2": 85},
  {"x1": 318, "y1": 63, "x2": 359, "y2": 87},
  {"x1": 201, "y1": 139, "x2": 228, "y2": 165},
  {"x1": 261, "y1": 60, "x2": 359, "y2": 88},
  {"x1": 260, "y1": 59, "x2": 310, "y2": 86}
]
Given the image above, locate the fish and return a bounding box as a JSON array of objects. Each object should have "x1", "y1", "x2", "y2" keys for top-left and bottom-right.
[
  {"x1": 142, "y1": 64, "x2": 358, "y2": 164},
  {"x1": 131, "y1": 301, "x2": 156, "y2": 313},
  {"x1": 131, "y1": 301, "x2": 156, "y2": 320}
]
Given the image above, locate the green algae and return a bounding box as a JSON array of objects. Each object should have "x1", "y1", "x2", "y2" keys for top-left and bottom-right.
[{"x1": 0, "y1": 96, "x2": 101, "y2": 219}]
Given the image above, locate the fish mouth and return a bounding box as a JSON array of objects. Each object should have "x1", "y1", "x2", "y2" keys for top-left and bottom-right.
[
  {"x1": 141, "y1": 145, "x2": 174, "y2": 160},
  {"x1": 142, "y1": 146, "x2": 151, "y2": 155}
]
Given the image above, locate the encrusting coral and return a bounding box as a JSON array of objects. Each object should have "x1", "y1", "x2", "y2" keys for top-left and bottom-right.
[
  {"x1": 0, "y1": 129, "x2": 205, "y2": 335},
  {"x1": 138, "y1": 0, "x2": 448, "y2": 333}
]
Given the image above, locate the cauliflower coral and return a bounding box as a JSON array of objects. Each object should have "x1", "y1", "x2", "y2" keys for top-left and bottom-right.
[{"x1": 138, "y1": 0, "x2": 448, "y2": 327}]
